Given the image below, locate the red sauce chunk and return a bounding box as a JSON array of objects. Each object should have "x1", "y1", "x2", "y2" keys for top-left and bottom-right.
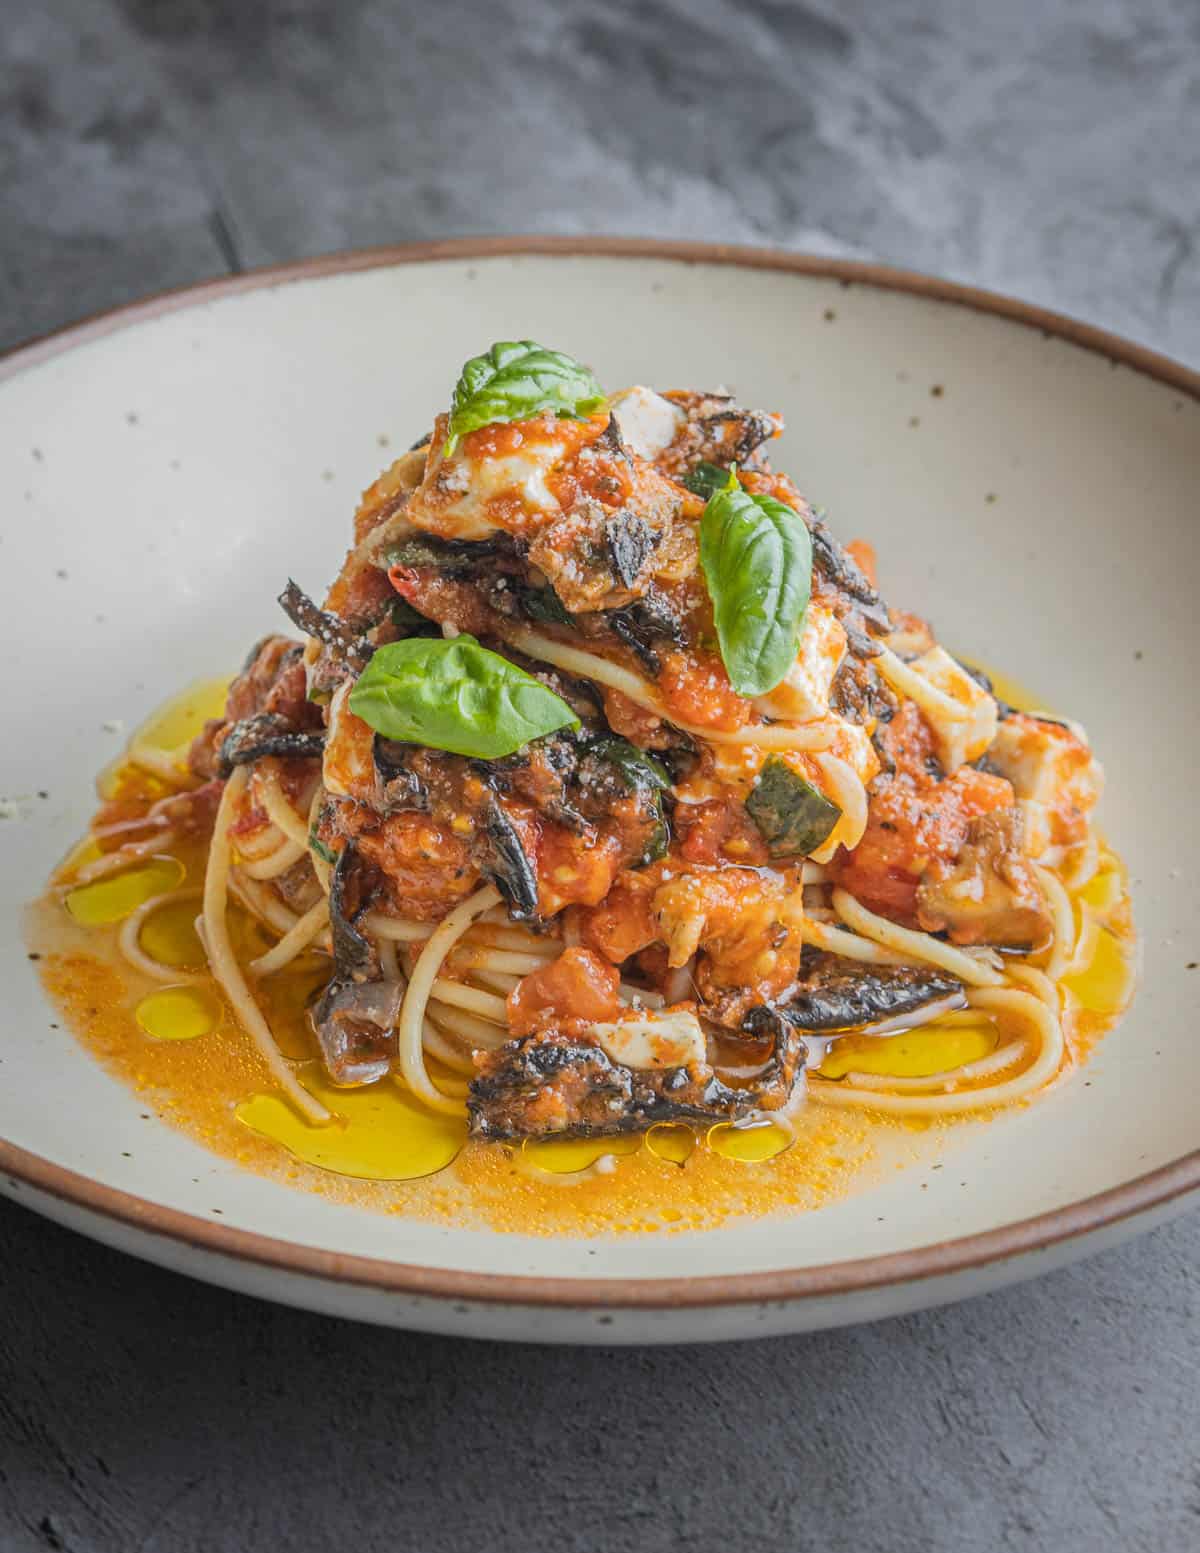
[{"x1": 507, "y1": 946, "x2": 622, "y2": 1035}]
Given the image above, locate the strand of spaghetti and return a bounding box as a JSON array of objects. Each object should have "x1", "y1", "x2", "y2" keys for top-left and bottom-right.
[
  {"x1": 126, "y1": 743, "x2": 192, "y2": 788},
  {"x1": 395, "y1": 884, "x2": 502, "y2": 1113},
  {"x1": 419, "y1": 1020, "x2": 471, "y2": 1093},
  {"x1": 204, "y1": 769, "x2": 329, "y2": 1123},
  {"x1": 448, "y1": 948, "x2": 558, "y2": 977},
  {"x1": 116, "y1": 889, "x2": 204, "y2": 984},
  {"x1": 831, "y1": 888, "x2": 1004, "y2": 986},
  {"x1": 428, "y1": 1004, "x2": 511, "y2": 1050},
  {"x1": 360, "y1": 911, "x2": 434, "y2": 943},
  {"x1": 502, "y1": 626, "x2": 835, "y2": 749},
  {"x1": 257, "y1": 766, "x2": 314, "y2": 847},
  {"x1": 874, "y1": 645, "x2": 965, "y2": 722},
  {"x1": 838, "y1": 1037, "x2": 1030, "y2": 1092},
  {"x1": 1005, "y1": 962, "x2": 1060, "y2": 1008},
  {"x1": 239, "y1": 833, "x2": 308, "y2": 881},
  {"x1": 420, "y1": 1017, "x2": 477, "y2": 1075},
  {"x1": 1060, "y1": 831, "x2": 1100, "y2": 892},
  {"x1": 809, "y1": 751, "x2": 868, "y2": 861},
  {"x1": 90, "y1": 814, "x2": 173, "y2": 845},
  {"x1": 430, "y1": 977, "x2": 510, "y2": 1022},
  {"x1": 466, "y1": 925, "x2": 561, "y2": 954},
  {"x1": 230, "y1": 821, "x2": 287, "y2": 862},
  {"x1": 249, "y1": 898, "x2": 329, "y2": 978},
  {"x1": 1035, "y1": 864, "x2": 1076, "y2": 982},
  {"x1": 68, "y1": 832, "x2": 179, "y2": 887},
  {"x1": 228, "y1": 868, "x2": 301, "y2": 936},
  {"x1": 377, "y1": 934, "x2": 401, "y2": 982},
  {"x1": 1063, "y1": 912, "x2": 1101, "y2": 979},
  {"x1": 813, "y1": 987, "x2": 1063, "y2": 1113},
  {"x1": 802, "y1": 915, "x2": 918, "y2": 967}
]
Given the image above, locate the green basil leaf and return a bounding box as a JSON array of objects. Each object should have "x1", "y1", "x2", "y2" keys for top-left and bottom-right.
[
  {"x1": 445, "y1": 340, "x2": 606, "y2": 454},
  {"x1": 745, "y1": 757, "x2": 841, "y2": 857},
  {"x1": 308, "y1": 805, "x2": 338, "y2": 865},
  {"x1": 681, "y1": 460, "x2": 733, "y2": 499},
  {"x1": 348, "y1": 635, "x2": 579, "y2": 759},
  {"x1": 699, "y1": 472, "x2": 813, "y2": 696}
]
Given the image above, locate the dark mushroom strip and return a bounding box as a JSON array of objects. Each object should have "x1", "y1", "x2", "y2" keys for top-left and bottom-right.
[
  {"x1": 779, "y1": 950, "x2": 965, "y2": 1035},
  {"x1": 808, "y1": 518, "x2": 891, "y2": 643},
  {"x1": 329, "y1": 842, "x2": 379, "y2": 982},
  {"x1": 603, "y1": 588, "x2": 685, "y2": 674},
  {"x1": 605, "y1": 510, "x2": 660, "y2": 590},
  {"x1": 311, "y1": 977, "x2": 402, "y2": 1087},
  {"x1": 277, "y1": 579, "x2": 374, "y2": 672},
  {"x1": 483, "y1": 798, "x2": 540, "y2": 920},
  {"x1": 468, "y1": 1017, "x2": 806, "y2": 1141},
  {"x1": 216, "y1": 713, "x2": 325, "y2": 777}
]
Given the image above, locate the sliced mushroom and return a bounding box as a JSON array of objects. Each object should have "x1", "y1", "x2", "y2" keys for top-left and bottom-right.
[
  {"x1": 780, "y1": 949, "x2": 966, "y2": 1035},
  {"x1": 311, "y1": 977, "x2": 403, "y2": 1086}
]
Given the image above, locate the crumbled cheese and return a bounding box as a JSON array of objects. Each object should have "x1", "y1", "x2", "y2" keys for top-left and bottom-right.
[
  {"x1": 609, "y1": 386, "x2": 686, "y2": 461},
  {"x1": 754, "y1": 603, "x2": 847, "y2": 723},
  {"x1": 904, "y1": 647, "x2": 997, "y2": 772},
  {"x1": 592, "y1": 1009, "x2": 706, "y2": 1071},
  {"x1": 412, "y1": 444, "x2": 565, "y2": 540}
]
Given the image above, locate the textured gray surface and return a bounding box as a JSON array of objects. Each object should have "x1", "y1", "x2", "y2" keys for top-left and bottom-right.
[{"x1": 1, "y1": 1, "x2": 1197, "y2": 1549}]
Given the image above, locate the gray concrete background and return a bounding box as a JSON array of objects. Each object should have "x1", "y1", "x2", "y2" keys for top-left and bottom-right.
[{"x1": 1, "y1": 1, "x2": 1197, "y2": 1548}]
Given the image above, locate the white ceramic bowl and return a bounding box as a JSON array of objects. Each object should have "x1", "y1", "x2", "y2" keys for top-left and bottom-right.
[{"x1": 2, "y1": 240, "x2": 1197, "y2": 1343}]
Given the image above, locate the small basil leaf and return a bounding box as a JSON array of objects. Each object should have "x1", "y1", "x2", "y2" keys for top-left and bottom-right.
[
  {"x1": 348, "y1": 635, "x2": 579, "y2": 759},
  {"x1": 745, "y1": 757, "x2": 841, "y2": 857},
  {"x1": 699, "y1": 473, "x2": 813, "y2": 697},
  {"x1": 681, "y1": 461, "x2": 732, "y2": 499},
  {"x1": 445, "y1": 340, "x2": 606, "y2": 454}
]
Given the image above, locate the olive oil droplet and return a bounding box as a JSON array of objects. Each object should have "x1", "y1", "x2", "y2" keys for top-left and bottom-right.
[
  {"x1": 708, "y1": 1117, "x2": 794, "y2": 1163},
  {"x1": 646, "y1": 1122, "x2": 695, "y2": 1167},
  {"x1": 65, "y1": 857, "x2": 185, "y2": 926},
  {"x1": 136, "y1": 985, "x2": 219, "y2": 1041},
  {"x1": 820, "y1": 1019, "x2": 997, "y2": 1081},
  {"x1": 236, "y1": 1069, "x2": 467, "y2": 1182}
]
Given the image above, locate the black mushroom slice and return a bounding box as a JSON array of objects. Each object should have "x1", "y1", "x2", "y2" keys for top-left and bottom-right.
[
  {"x1": 468, "y1": 1019, "x2": 807, "y2": 1142},
  {"x1": 483, "y1": 798, "x2": 540, "y2": 920},
  {"x1": 328, "y1": 842, "x2": 379, "y2": 982},
  {"x1": 605, "y1": 510, "x2": 660, "y2": 590},
  {"x1": 779, "y1": 949, "x2": 966, "y2": 1036},
  {"x1": 311, "y1": 977, "x2": 403, "y2": 1087},
  {"x1": 603, "y1": 587, "x2": 685, "y2": 674},
  {"x1": 216, "y1": 712, "x2": 326, "y2": 776},
  {"x1": 277, "y1": 579, "x2": 375, "y2": 672}
]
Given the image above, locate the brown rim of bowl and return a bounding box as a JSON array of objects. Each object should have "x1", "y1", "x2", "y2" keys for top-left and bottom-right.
[{"x1": 2, "y1": 236, "x2": 1198, "y2": 1313}]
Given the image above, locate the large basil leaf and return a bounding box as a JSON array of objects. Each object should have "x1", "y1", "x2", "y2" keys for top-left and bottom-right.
[
  {"x1": 745, "y1": 757, "x2": 841, "y2": 857},
  {"x1": 444, "y1": 341, "x2": 606, "y2": 454},
  {"x1": 699, "y1": 472, "x2": 812, "y2": 697},
  {"x1": 348, "y1": 635, "x2": 579, "y2": 758}
]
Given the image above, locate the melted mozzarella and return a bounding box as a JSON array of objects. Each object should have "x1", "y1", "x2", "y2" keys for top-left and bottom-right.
[
  {"x1": 322, "y1": 682, "x2": 376, "y2": 802},
  {"x1": 754, "y1": 604, "x2": 847, "y2": 723},
  {"x1": 408, "y1": 442, "x2": 567, "y2": 540},
  {"x1": 609, "y1": 386, "x2": 686, "y2": 461},
  {"x1": 592, "y1": 1009, "x2": 706, "y2": 1071}
]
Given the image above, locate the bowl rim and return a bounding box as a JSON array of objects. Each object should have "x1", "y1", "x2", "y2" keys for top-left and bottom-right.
[{"x1": 3, "y1": 234, "x2": 1197, "y2": 1311}]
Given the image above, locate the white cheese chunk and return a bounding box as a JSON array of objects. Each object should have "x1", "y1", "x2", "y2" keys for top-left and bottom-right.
[
  {"x1": 754, "y1": 603, "x2": 847, "y2": 723},
  {"x1": 609, "y1": 386, "x2": 686, "y2": 461},
  {"x1": 903, "y1": 646, "x2": 998, "y2": 772},
  {"x1": 986, "y1": 714, "x2": 1103, "y2": 847},
  {"x1": 592, "y1": 1009, "x2": 707, "y2": 1071}
]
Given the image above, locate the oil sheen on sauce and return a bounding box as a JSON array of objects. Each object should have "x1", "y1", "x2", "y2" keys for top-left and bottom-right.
[{"x1": 28, "y1": 673, "x2": 1136, "y2": 1236}]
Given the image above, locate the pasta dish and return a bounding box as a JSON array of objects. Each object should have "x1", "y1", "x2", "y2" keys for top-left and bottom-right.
[{"x1": 38, "y1": 341, "x2": 1135, "y2": 1194}]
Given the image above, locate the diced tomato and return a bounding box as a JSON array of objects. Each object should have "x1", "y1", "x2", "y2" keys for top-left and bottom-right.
[
  {"x1": 658, "y1": 650, "x2": 752, "y2": 733},
  {"x1": 581, "y1": 882, "x2": 659, "y2": 964},
  {"x1": 677, "y1": 798, "x2": 768, "y2": 866},
  {"x1": 507, "y1": 946, "x2": 622, "y2": 1035}
]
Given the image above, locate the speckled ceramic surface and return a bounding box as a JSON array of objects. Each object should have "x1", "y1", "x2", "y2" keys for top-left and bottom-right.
[{"x1": 2, "y1": 242, "x2": 1197, "y2": 1343}]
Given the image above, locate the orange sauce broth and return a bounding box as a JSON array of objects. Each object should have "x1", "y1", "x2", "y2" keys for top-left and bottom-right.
[{"x1": 26, "y1": 672, "x2": 1136, "y2": 1236}]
